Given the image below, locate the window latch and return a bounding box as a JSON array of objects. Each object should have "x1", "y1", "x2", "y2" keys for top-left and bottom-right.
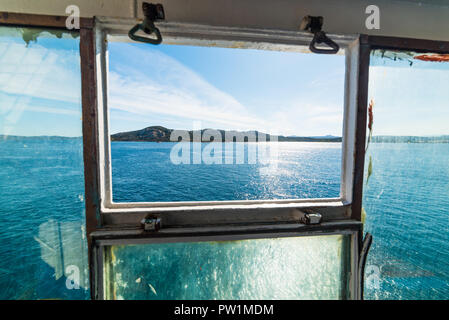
[
  {"x1": 295, "y1": 209, "x2": 323, "y2": 225},
  {"x1": 141, "y1": 215, "x2": 161, "y2": 231},
  {"x1": 129, "y1": 2, "x2": 165, "y2": 45},
  {"x1": 299, "y1": 16, "x2": 339, "y2": 54}
]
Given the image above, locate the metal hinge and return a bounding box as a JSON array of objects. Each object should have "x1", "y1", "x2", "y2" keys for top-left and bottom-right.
[
  {"x1": 295, "y1": 209, "x2": 323, "y2": 225},
  {"x1": 141, "y1": 216, "x2": 161, "y2": 231}
]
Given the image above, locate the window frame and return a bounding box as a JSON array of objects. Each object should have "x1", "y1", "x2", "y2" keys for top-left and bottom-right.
[
  {"x1": 80, "y1": 29, "x2": 449, "y2": 300},
  {"x1": 82, "y1": 28, "x2": 449, "y2": 299},
  {"x1": 94, "y1": 17, "x2": 363, "y2": 228},
  {"x1": 88, "y1": 17, "x2": 367, "y2": 300},
  {"x1": 0, "y1": 11, "x2": 99, "y2": 299},
  {"x1": 0, "y1": 13, "x2": 367, "y2": 300},
  {"x1": 9, "y1": 13, "x2": 449, "y2": 301}
]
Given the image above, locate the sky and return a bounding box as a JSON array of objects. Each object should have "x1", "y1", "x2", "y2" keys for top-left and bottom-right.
[
  {"x1": 0, "y1": 28, "x2": 449, "y2": 137},
  {"x1": 369, "y1": 54, "x2": 449, "y2": 136},
  {"x1": 107, "y1": 42, "x2": 345, "y2": 136},
  {"x1": 0, "y1": 28, "x2": 82, "y2": 137}
]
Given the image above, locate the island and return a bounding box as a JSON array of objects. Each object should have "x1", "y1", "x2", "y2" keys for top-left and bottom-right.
[{"x1": 110, "y1": 126, "x2": 343, "y2": 143}]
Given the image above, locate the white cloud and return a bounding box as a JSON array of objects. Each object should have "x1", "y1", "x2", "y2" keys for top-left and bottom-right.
[
  {"x1": 0, "y1": 41, "x2": 82, "y2": 136},
  {"x1": 0, "y1": 39, "x2": 345, "y2": 137},
  {"x1": 0, "y1": 41, "x2": 81, "y2": 105},
  {"x1": 268, "y1": 102, "x2": 343, "y2": 136},
  {"x1": 108, "y1": 46, "x2": 344, "y2": 136},
  {"x1": 108, "y1": 48, "x2": 269, "y2": 132},
  {"x1": 369, "y1": 65, "x2": 449, "y2": 136}
]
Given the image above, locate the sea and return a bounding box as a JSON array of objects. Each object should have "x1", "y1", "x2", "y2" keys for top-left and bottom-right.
[{"x1": 0, "y1": 138, "x2": 447, "y2": 299}]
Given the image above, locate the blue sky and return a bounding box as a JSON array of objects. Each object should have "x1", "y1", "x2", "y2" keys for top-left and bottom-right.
[
  {"x1": 1, "y1": 30, "x2": 449, "y2": 137},
  {"x1": 0, "y1": 29, "x2": 82, "y2": 137},
  {"x1": 108, "y1": 42, "x2": 345, "y2": 136},
  {"x1": 369, "y1": 54, "x2": 449, "y2": 136}
]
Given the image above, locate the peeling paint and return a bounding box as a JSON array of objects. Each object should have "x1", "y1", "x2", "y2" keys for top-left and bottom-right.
[
  {"x1": 21, "y1": 28, "x2": 79, "y2": 46},
  {"x1": 372, "y1": 49, "x2": 449, "y2": 66},
  {"x1": 0, "y1": 26, "x2": 79, "y2": 46},
  {"x1": 414, "y1": 54, "x2": 449, "y2": 62}
]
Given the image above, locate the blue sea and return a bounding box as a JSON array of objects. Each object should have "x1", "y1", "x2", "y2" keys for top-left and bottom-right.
[
  {"x1": 0, "y1": 137, "x2": 88, "y2": 299},
  {"x1": 0, "y1": 139, "x2": 448, "y2": 299},
  {"x1": 363, "y1": 143, "x2": 449, "y2": 299},
  {"x1": 111, "y1": 142, "x2": 342, "y2": 202}
]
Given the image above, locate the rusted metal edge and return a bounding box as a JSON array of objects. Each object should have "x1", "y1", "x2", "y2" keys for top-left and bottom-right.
[
  {"x1": 0, "y1": 11, "x2": 93, "y2": 29},
  {"x1": 80, "y1": 22, "x2": 101, "y2": 300},
  {"x1": 360, "y1": 34, "x2": 449, "y2": 54}
]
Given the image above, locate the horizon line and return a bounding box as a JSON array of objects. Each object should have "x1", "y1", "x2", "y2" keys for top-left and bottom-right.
[{"x1": 3, "y1": 133, "x2": 449, "y2": 139}]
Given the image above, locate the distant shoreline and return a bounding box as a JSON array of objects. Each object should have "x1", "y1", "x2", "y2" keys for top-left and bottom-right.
[
  {"x1": 2, "y1": 134, "x2": 449, "y2": 143},
  {"x1": 110, "y1": 126, "x2": 343, "y2": 143},
  {"x1": 110, "y1": 140, "x2": 341, "y2": 143},
  {"x1": 0, "y1": 135, "x2": 81, "y2": 140}
]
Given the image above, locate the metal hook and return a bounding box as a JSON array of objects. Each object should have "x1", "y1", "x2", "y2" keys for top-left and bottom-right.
[
  {"x1": 300, "y1": 16, "x2": 340, "y2": 54},
  {"x1": 128, "y1": 3, "x2": 165, "y2": 45}
]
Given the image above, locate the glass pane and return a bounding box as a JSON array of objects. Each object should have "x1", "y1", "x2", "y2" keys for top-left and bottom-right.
[
  {"x1": 103, "y1": 234, "x2": 351, "y2": 300},
  {"x1": 0, "y1": 27, "x2": 89, "y2": 299},
  {"x1": 363, "y1": 50, "x2": 449, "y2": 299},
  {"x1": 108, "y1": 41, "x2": 345, "y2": 202}
]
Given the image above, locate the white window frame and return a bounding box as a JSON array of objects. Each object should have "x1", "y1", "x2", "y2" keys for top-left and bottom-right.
[
  {"x1": 90, "y1": 17, "x2": 365, "y2": 300},
  {"x1": 94, "y1": 17, "x2": 361, "y2": 228}
]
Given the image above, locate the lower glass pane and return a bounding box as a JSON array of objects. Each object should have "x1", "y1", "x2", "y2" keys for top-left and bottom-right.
[{"x1": 103, "y1": 234, "x2": 352, "y2": 300}]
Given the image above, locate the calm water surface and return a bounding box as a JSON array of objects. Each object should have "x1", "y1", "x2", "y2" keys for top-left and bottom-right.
[
  {"x1": 0, "y1": 139, "x2": 447, "y2": 299},
  {"x1": 111, "y1": 142, "x2": 341, "y2": 202}
]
